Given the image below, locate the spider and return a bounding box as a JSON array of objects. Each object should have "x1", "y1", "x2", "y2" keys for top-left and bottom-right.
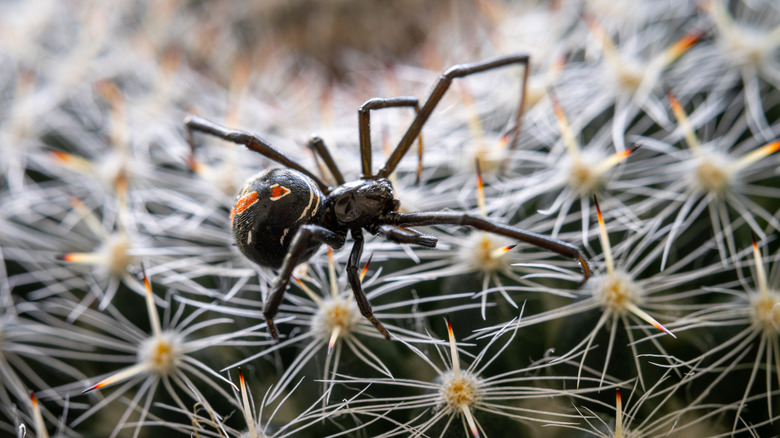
[{"x1": 185, "y1": 53, "x2": 590, "y2": 340}]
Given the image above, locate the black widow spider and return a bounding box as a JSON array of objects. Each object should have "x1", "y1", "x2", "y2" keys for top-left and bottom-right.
[{"x1": 185, "y1": 53, "x2": 590, "y2": 340}]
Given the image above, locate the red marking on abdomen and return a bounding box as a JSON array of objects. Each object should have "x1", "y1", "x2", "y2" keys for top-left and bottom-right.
[
  {"x1": 270, "y1": 184, "x2": 290, "y2": 200},
  {"x1": 231, "y1": 191, "x2": 258, "y2": 226}
]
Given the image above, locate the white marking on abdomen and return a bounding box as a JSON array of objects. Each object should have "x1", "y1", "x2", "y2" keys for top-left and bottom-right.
[{"x1": 296, "y1": 178, "x2": 320, "y2": 222}]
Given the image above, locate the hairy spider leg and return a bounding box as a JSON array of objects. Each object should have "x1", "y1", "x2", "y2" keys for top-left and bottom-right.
[
  {"x1": 184, "y1": 114, "x2": 331, "y2": 193},
  {"x1": 377, "y1": 53, "x2": 530, "y2": 179},
  {"x1": 387, "y1": 211, "x2": 591, "y2": 282}
]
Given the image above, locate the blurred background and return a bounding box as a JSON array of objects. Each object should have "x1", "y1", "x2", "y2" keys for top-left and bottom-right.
[{"x1": 2, "y1": 0, "x2": 780, "y2": 437}]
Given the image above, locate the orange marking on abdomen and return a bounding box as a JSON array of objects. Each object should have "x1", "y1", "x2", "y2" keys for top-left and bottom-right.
[
  {"x1": 269, "y1": 184, "x2": 291, "y2": 200},
  {"x1": 232, "y1": 191, "x2": 258, "y2": 226}
]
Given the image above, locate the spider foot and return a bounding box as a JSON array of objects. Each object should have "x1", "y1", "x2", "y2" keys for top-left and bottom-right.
[
  {"x1": 266, "y1": 318, "x2": 280, "y2": 341},
  {"x1": 367, "y1": 314, "x2": 391, "y2": 339},
  {"x1": 577, "y1": 256, "x2": 592, "y2": 285}
]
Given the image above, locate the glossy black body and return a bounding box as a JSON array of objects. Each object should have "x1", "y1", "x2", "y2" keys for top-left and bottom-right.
[
  {"x1": 322, "y1": 178, "x2": 396, "y2": 230},
  {"x1": 231, "y1": 168, "x2": 399, "y2": 270},
  {"x1": 231, "y1": 168, "x2": 325, "y2": 269},
  {"x1": 185, "y1": 53, "x2": 590, "y2": 340}
]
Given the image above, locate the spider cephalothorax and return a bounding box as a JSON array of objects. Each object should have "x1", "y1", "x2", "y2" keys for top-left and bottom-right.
[
  {"x1": 324, "y1": 178, "x2": 396, "y2": 228},
  {"x1": 186, "y1": 53, "x2": 590, "y2": 340}
]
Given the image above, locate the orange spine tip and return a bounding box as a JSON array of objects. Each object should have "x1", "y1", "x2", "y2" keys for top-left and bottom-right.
[
  {"x1": 141, "y1": 264, "x2": 165, "y2": 335},
  {"x1": 671, "y1": 30, "x2": 703, "y2": 55},
  {"x1": 751, "y1": 232, "x2": 769, "y2": 297},
  {"x1": 115, "y1": 169, "x2": 128, "y2": 191},
  {"x1": 491, "y1": 243, "x2": 517, "y2": 260},
  {"x1": 141, "y1": 269, "x2": 151, "y2": 292},
  {"x1": 549, "y1": 87, "x2": 580, "y2": 157},
  {"x1": 615, "y1": 387, "x2": 624, "y2": 437},
  {"x1": 82, "y1": 382, "x2": 103, "y2": 394},
  {"x1": 445, "y1": 314, "x2": 461, "y2": 375},
  {"x1": 652, "y1": 321, "x2": 677, "y2": 339},
  {"x1": 475, "y1": 157, "x2": 486, "y2": 216},
  {"x1": 415, "y1": 133, "x2": 424, "y2": 185},
  {"x1": 597, "y1": 147, "x2": 635, "y2": 174},
  {"x1": 475, "y1": 158, "x2": 484, "y2": 189},
  {"x1": 497, "y1": 133, "x2": 510, "y2": 149},
  {"x1": 238, "y1": 365, "x2": 257, "y2": 437},
  {"x1": 549, "y1": 89, "x2": 565, "y2": 120},
  {"x1": 187, "y1": 155, "x2": 200, "y2": 172},
  {"x1": 360, "y1": 254, "x2": 373, "y2": 281},
  {"x1": 731, "y1": 139, "x2": 780, "y2": 172},
  {"x1": 50, "y1": 151, "x2": 93, "y2": 173},
  {"x1": 69, "y1": 196, "x2": 84, "y2": 209},
  {"x1": 593, "y1": 195, "x2": 603, "y2": 224},
  {"x1": 666, "y1": 90, "x2": 701, "y2": 151},
  {"x1": 57, "y1": 253, "x2": 90, "y2": 263},
  {"x1": 593, "y1": 194, "x2": 617, "y2": 276},
  {"x1": 30, "y1": 391, "x2": 38, "y2": 405},
  {"x1": 666, "y1": 90, "x2": 682, "y2": 113},
  {"x1": 327, "y1": 326, "x2": 341, "y2": 355},
  {"x1": 50, "y1": 150, "x2": 70, "y2": 162}
]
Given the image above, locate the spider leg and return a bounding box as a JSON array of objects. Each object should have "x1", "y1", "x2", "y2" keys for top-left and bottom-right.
[
  {"x1": 307, "y1": 135, "x2": 345, "y2": 186},
  {"x1": 358, "y1": 97, "x2": 423, "y2": 179},
  {"x1": 387, "y1": 211, "x2": 591, "y2": 282},
  {"x1": 264, "y1": 224, "x2": 346, "y2": 340},
  {"x1": 346, "y1": 231, "x2": 390, "y2": 339},
  {"x1": 378, "y1": 53, "x2": 530, "y2": 179},
  {"x1": 184, "y1": 114, "x2": 330, "y2": 193},
  {"x1": 377, "y1": 224, "x2": 437, "y2": 247}
]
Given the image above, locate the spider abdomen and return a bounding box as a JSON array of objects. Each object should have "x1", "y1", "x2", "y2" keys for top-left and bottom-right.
[{"x1": 231, "y1": 168, "x2": 325, "y2": 269}]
